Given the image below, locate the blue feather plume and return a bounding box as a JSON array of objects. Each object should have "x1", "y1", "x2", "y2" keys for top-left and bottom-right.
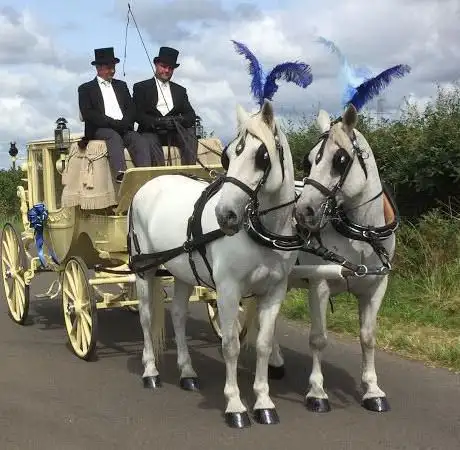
[
  {"x1": 316, "y1": 36, "x2": 411, "y2": 111},
  {"x1": 316, "y1": 36, "x2": 347, "y2": 66},
  {"x1": 263, "y1": 62, "x2": 313, "y2": 104},
  {"x1": 232, "y1": 40, "x2": 313, "y2": 106},
  {"x1": 231, "y1": 40, "x2": 264, "y2": 103},
  {"x1": 347, "y1": 64, "x2": 412, "y2": 110}
]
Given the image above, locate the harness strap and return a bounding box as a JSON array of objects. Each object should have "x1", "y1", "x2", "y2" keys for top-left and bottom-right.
[{"x1": 186, "y1": 175, "x2": 226, "y2": 289}]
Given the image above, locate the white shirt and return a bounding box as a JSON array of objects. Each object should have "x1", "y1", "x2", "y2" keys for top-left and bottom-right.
[
  {"x1": 155, "y1": 77, "x2": 174, "y2": 116},
  {"x1": 97, "y1": 76, "x2": 123, "y2": 120}
]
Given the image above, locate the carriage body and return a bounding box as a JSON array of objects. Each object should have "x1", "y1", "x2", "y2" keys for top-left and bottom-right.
[{"x1": 1, "y1": 128, "x2": 251, "y2": 360}]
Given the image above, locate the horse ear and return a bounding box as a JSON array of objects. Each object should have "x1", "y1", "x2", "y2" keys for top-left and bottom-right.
[
  {"x1": 236, "y1": 104, "x2": 250, "y2": 128},
  {"x1": 260, "y1": 99, "x2": 275, "y2": 128},
  {"x1": 317, "y1": 109, "x2": 331, "y2": 133},
  {"x1": 342, "y1": 103, "x2": 358, "y2": 132}
]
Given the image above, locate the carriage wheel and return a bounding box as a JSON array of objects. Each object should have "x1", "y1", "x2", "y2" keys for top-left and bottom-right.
[
  {"x1": 1, "y1": 222, "x2": 30, "y2": 324},
  {"x1": 207, "y1": 299, "x2": 251, "y2": 341},
  {"x1": 62, "y1": 256, "x2": 98, "y2": 360}
]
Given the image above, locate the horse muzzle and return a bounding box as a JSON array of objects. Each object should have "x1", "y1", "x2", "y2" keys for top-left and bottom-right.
[
  {"x1": 215, "y1": 206, "x2": 242, "y2": 236},
  {"x1": 295, "y1": 206, "x2": 322, "y2": 234}
]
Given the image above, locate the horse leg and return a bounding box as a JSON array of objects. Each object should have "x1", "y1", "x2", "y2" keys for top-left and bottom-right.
[
  {"x1": 217, "y1": 282, "x2": 251, "y2": 428},
  {"x1": 252, "y1": 281, "x2": 288, "y2": 425},
  {"x1": 137, "y1": 274, "x2": 162, "y2": 388},
  {"x1": 357, "y1": 276, "x2": 390, "y2": 412},
  {"x1": 305, "y1": 279, "x2": 331, "y2": 412},
  {"x1": 268, "y1": 332, "x2": 285, "y2": 380},
  {"x1": 170, "y1": 279, "x2": 199, "y2": 391}
]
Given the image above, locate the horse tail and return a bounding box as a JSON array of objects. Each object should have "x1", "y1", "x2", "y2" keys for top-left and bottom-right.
[{"x1": 151, "y1": 276, "x2": 167, "y2": 359}]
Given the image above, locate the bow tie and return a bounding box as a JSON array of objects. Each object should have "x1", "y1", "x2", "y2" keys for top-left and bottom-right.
[{"x1": 101, "y1": 80, "x2": 111, "y2": 86}]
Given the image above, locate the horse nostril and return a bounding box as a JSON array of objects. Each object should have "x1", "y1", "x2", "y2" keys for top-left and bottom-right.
[{"x1": 305, "y1": 207, "x2": 315, "y2": 217}]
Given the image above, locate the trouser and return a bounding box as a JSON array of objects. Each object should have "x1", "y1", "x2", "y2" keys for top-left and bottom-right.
[
  {"x1": 142, "y1": 126, "x2": 198, "y2": 166},
  {"x1": 94, "y1": 128, "x2": 151, "y2": 174}
]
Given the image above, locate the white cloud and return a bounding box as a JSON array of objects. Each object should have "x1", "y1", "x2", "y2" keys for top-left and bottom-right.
[{"x1": 0, "y1": 0, "x2": 459, "y2": 168}]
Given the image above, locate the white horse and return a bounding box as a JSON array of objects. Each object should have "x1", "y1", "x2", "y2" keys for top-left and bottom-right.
[
  {"x1": 271, "y1": 104, "x2": 398, "y2": 412},
  {"x1": 129, "y1": 100, "x2": 298, "y2": 428}
]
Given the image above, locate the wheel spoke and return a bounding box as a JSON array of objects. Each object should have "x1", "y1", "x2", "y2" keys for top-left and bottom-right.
[
  {"x1": 80, "y1": 310, "x2": 92, "y2": 329},
  {"x1": 80, "y1": 314, "x2": 91, "y2": 349},
  {"x1": 66, "y1": 269, "x2": 78, "y2": 300},
  {"x1": 3, "y1": 239, "x2": 13, "y2": 267},
  {"x1": 15, "y1": 282, "x2": 24, "y2": 319},
  {"x1": 76, "y1": 318, "x2": 82, "y2": 350},
  {"x1": 63, "y1": 286, "x2": 76, "y2": 303}
]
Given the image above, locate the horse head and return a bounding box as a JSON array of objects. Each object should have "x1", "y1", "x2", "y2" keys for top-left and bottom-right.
[
  {"x1": 215, "y1": 99, "x2": 291, "y2": 235},
  {"x1": 296, "y1": 103, "x2": 378, "y2": 233}
]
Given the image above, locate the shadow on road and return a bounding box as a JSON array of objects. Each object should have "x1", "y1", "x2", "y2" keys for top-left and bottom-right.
[{"x1": 27, "y1": 294, "x2": 361, "y2": 413}]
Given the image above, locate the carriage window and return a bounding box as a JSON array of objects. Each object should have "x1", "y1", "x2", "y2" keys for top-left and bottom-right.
[{"x1": 31, "y1": 149, "x2": 45, "y2": 204}]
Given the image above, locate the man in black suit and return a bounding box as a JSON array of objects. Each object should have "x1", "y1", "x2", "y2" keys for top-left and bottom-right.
[
  {"x1": 78, "y1": 47, "x2": 153, "y2": 183},
  {"x1": 133, "y1": 46, "x2": 198, "y2": 166}
]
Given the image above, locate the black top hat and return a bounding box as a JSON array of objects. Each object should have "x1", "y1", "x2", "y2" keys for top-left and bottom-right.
[
  {"x1": 153, "y1": 46, "x2": 180, "y2": 68},
  {"x1": 91, "y1": 47, "x2": 120, "y2": 66}
]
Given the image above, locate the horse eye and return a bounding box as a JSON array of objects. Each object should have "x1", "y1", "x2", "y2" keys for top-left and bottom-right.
[
  {"x1": 221, "y1": 147, "x2": 229, "y2": 170},
  {"x1": 255, "y1": 144, "x2": 270, "y2": 171},
  {"x1": 332, "y1": 148, "x2": 350, "y2": 175},
  {"x1": 315, "y1": 150, "x2": 322, "y2": 164},
  {"x1": 235, "y1": 138, "x2": 245, "y2": 155}
]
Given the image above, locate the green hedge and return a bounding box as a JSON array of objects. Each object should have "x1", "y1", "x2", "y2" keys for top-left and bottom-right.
[
  {"x1": 284, "y1": 84, "x2": 460, "y2": 220},
  {"x1": 0, "y1": 168, "x2": 23, "y2": 219}
]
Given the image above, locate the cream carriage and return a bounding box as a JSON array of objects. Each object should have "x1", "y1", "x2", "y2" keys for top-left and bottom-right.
[{"x1": 1, "y1": 117, "x2": 253, "y2": 360}]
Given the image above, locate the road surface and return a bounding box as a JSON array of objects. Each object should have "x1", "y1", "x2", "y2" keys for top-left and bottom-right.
[{"x1": 1, "y1": 273, "x2": 459, "y2": 450}]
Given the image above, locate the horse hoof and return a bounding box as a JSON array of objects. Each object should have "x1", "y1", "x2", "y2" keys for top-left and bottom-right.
[
  {"x1": 253, "y1": 408, "x2": 280, "y2": 425},
  {"x1": 143, "y1": 375, "x2": 162, "y2": 389},
  {"x1": 180, "y1": 377, "x2": 200, "y2": 391},
  {"x1": 268, "y1": 364, "x2": 285, "y2": 380},
  {"x1": 224, "y1": 412, "x2": 251, "y2": 428},
  {"x1": 362, "y1": 397, "x2": 390, "y2": 412},
  {"x1": 305, "y1": 397, "x2": 331, "y2": 413}
]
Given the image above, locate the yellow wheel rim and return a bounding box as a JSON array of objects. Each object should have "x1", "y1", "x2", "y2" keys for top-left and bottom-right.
[
  {"x1": 62, "y1": 258, "x2": 97, "y2": 360},
  {"x1": 1, "y1": 223, "x2": 29, "y2": 324}
]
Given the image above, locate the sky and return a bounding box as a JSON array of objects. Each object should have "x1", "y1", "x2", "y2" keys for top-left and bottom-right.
[{"x1": 0, "y1": 0, "x2": 458, "y2": 169}]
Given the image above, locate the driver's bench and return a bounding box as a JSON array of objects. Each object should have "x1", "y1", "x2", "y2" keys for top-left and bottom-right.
[{"x1": 60, "y1": 130, "x2": 223, "y2": 211}]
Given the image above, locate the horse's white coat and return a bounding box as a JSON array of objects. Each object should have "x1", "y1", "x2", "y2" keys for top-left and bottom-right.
[
  {"x1": 289, "y1": 105, "x2": 396, "y2": 405},
  {"x1": 130, "y1": 100, "x2": 298, "y2": 418}
]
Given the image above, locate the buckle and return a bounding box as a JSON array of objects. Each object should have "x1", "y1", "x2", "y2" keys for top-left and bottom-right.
[
  {"x1": 183, "y1": 240, "x2": 193, "y2": 252},
  {"x1": 354, "y1": 264, "x2": 368, "y2": 277}
]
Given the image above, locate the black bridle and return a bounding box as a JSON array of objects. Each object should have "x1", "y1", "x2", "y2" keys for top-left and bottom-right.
[
  {"x1": 219, "y1": 128, "x2": 285, "y2": 201},
  {"x1": 300, "y1": 126, "x2": 400, "y2": 273},
  {"x1": 302, "y1": 129, "x2": 369, "y2": 223}
]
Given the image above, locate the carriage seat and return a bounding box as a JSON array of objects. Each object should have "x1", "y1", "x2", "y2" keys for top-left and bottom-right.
[{"x1": 60, "y1": 134, "x2": 223, "y2": 211}]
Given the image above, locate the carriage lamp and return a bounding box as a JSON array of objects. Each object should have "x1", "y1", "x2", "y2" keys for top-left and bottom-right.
[
  {"x1": 54, "y1": 117, "x2": 71, "y2": 173},
  {"x1": 9, "y1": 142, "x2": 18, "y2": 170},
  {"x1": 195, "y1": 115, "x2": 203, "y2": 139}
]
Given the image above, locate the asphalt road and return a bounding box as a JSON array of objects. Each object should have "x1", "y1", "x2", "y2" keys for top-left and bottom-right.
[{"x1": 1, "y1": 273, "x2": 459, "y2": 450}]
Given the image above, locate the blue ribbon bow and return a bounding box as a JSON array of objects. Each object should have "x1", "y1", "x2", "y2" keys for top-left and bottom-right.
[{"x1": 27, "y1": 203, "x2": 59, "y2": 267}]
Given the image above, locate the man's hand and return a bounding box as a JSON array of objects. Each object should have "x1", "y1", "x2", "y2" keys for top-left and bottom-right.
[{"x1": 153, "y1": 116, "x2": 176, "y2": 131}]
